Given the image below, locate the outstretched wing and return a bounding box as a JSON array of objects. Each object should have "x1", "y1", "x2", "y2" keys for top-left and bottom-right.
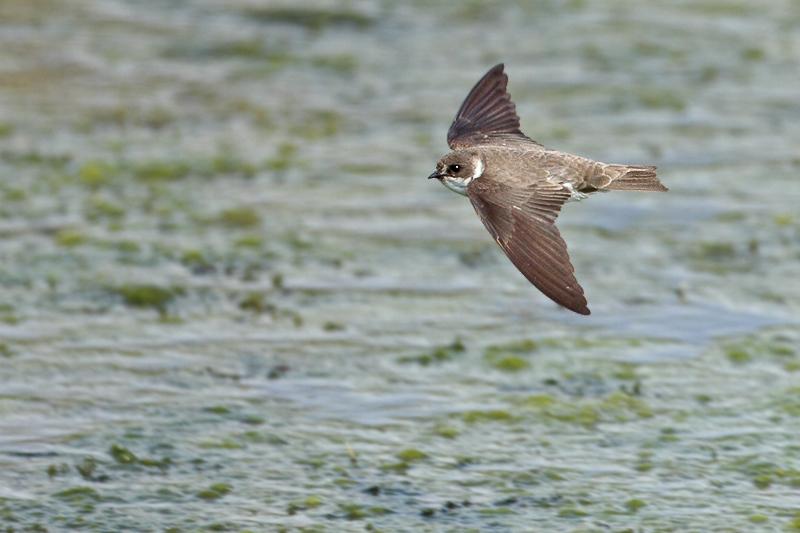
[
  {"x1": 447, "y1": 63, "x2": 540, "y2": 150},
  {"x1": 466, "y1": 178, "x2": 590, "y2": 315}
]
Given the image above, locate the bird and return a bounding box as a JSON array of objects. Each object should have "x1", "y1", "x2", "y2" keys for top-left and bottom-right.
[{"x1": 428, "y1": 63, "x2": 667, "y2": 315}]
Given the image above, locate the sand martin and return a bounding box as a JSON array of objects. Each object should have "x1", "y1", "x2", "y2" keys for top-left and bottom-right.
[{"x1": 429, "y1": 64, "x2": 668, "y2": 315}]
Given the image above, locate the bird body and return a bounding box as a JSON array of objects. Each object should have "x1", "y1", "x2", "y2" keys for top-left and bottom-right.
[
  {"x1": 442, "y1": 145, "x2": 662, "y2": 199},
  {"x1": 428, "y1": 64, "x2": 668, "y2": 315}
]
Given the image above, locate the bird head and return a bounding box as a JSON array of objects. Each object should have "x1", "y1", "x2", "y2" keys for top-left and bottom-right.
[{"x1": 428, "y1": 151, "x2": 484, "y2": 196}]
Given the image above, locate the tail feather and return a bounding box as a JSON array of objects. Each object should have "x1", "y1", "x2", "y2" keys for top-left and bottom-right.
[{"x1": 601, "y1": 164, "x2": 668, "y2": 192}]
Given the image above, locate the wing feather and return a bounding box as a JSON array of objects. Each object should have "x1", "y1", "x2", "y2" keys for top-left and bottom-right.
[
  {"x1": 447, "y1": 64, "x2": 541, "y2": 150},
  {"x1": 467, "y1": 179, "x2": 590, "y2": 315}
]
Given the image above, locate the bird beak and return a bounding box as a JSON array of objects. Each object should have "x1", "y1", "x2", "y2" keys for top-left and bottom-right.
[{"x1": 428, "y1": 171, "x2": 444, "y2": 180}]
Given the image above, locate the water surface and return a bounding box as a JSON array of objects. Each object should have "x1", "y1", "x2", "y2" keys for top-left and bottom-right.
[{"x1": 1, "y1": 0, "x2": 799, "y2": 530}]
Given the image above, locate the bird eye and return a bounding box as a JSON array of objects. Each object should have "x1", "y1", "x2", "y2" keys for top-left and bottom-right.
[{"x1": 448, "y1": 164, "x2": 461, "y2": 173}]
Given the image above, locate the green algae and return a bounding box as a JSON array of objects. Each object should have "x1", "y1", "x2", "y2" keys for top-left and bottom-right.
[
  {"x1": 286, "y1": 494, "x2": 324, "y2": 516},
  {"x1": 3, "y1": 186, "x2": 26, "y2": 202},
  {"x1": 742, "y1": 47, "x2": 765, "y2": 61},
  {"x1": 85, "y1": 105, "x2": 175, "y2": 130},
  {"x1": 486, "y1": 354, "x2": 530, "y2": 372},
  {"x1": 239, "y1": 431, "x2": 285, "y2": 445},
  {"x1": 197, "y1": 483, "x2": 232, "y2": 501},
  {"x1": 542, "y1": 403, "x2": 600, "y2": 427},
  {"x1": 138, "y1": 457, "x2": 172, "y2": 470},
  {"x1": 86, "y1": 196, "x2": 125, "y2": 220},
  {"x1": 54, "y1": 229, "x2": 87, "y2": 247},
  {"x1": 517, "y1": 391, "x2": 652, "y2": 427},
  {"x1": 107, "y1": 444, "x2": 170, "y2": 470},
  {"x1": 164, "y1": 39, "x2": 287, "y2": 67},
  {"x1": 557, "y1": 506, "x2": 588, "y2": 518},
  {"x1": 53, "y1": 486, "x2": 101, "y2": 504},
  {"x1": 689, "y1": 242, "x2": 737, "y2": 261},
  {"x1": 726, "y1": 455, "x2": 800, "y2": 490},
  {"x1": 311, "y1": 54, "x2": 358, "y2": 74},
  {"x1": 78, "y1": 160, "x2": 115, "y2": 188},
  {"x1": 70, "y1": 155, "x2": 258, "y2": 189},
  {"x1": 695, "y1": 394, "x2": 713, "y2": 405},
  {"x1": 337, "y1": 503, "x2": 392, "y2": 521},
  {"x1": 113, "y1": 284, "x2": 182, "y2": 313},
  {"x1": 613, "y1": 363, "x2": 639, "y2": 381},
  {"x1": 244, "y1": 7, "x2": 374, "y2": 31},
  {"x1": 303, "y1": 495, "x2": 323, "y2": 508},
  {"x1": 600, "y1": 392, "x2": 653, "y2": 420},
  {"x1": 433, "y1": 425, "x2": 459, "y2": 439},
  {"x1": 479, "y1": 507, "x2": 515, "y2": 516},
  {"x1": 635, "y1": 89, "x2": 686, "y2": 111},
  {"x1": 339, "y1": 503, "x2": 365, "y2": 520},
  {"x1": 216, "y1": 207, "x2": 261, "y2": 228},
  {"x1": 0, "y1": 149, "x2": 71, "y2": 168},
  {"x1": 451, "y1": 0, "x2": 506, "y2": 22},
  {"x1": 483, "y1": 338, "x2": 536, "y2": 371},
  {"x1": 726, "y1": 347, "x2": 751, "y2": 363},
  {"x1": 484, "y1": 339, "x2": 539, "y2": 357},
  {"x1": 0, "y1": 342, "x2": 13, "y2": 358},
  {"x1": 753, "y1": 474, "x2": 772, "y2": 489},
  {"x1": 287, "y1": 495, "x2": 323, "y2": 515},
  {"x1": 233, "y1": 235, "x2": 263, "y2": 248},
  {"x1": 238, "y1": 292, "x2": 273, "y2": 314},
  {"x1": 207, "y1": 154, "x2": 257, "y2": 178},
  {"x1": 520, "y1": 394, "x2": 556, "y2": 409},
  {"x1": 380, "y1": 461, "x2": 410, "y2": 474},
  {"x1": 204, "y1": 405, "x2": 231, "y2": 415},
  {"x1": 198, "y1": 438, "x2": 243, "y2": 450},
  {"x1": 497, "y1": 335, "x2": 652, "y2": 354},
  {"x1": 396, "y1": 448, "x2": 427, "y2": 462},
  {"x1": 399, "y1": 338, "x2": 465, "y2": 365},
  {"x1": 683, "y1": 1, "x2": 753, "y2": 16},
  {"x1": 133, "y1": 161, "x2": 192, "y2": 182},
  {"x1": 181, "y1": 249, "x2": 212, "y2": 271},
  {"x1": 206, "y1": 39, "x2": 269, "y2": 59},
  {"x1": 291, "y1": 110, "x2": 343, "y2": 139},
  {"x1": 635, "y1": 451, "x2": 654, "y2": 473},
  {"x1": 715, "y1": 211, "x2": 747, "y2": 223},
  {"x1": 47, "y1": 463, "x2": 69, "y2": 478},
  {"x1": 625, "y1": 499, "x2": 647, "y2": 513},
  {"x1": 75, "y1": 457, "x2": 100, "y2": 481},
  {"x1": 720, "y1": 333, "x2": 798, "y2": 370},
  {"x1": 789, "y1": 512, "x2": 800, "y2": 531},
  {"x1": 659, "y1": 427, "x2": 679, "y2": 443},
  {"x1": 265, "y1": 143, "x2": 298, "y2": 173},
  {"x1": 461, "y1": 410, "x2": 516, "y2": 424},
  {"x1": 774, "y1": 213, "x2": 795, "y2": 226}
]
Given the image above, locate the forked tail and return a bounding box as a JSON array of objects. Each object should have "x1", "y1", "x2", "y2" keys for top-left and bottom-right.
[{"x1": 601, "y1": 164, "x2": 668, "y2": 192}]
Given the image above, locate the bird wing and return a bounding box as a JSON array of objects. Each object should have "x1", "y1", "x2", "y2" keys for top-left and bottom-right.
[
  {"x1": 466, "y1": 177, "x2": 590, "y2": 315},
  {"x1": 447, "y1": 63, "x2": 542, "y2": 150}
]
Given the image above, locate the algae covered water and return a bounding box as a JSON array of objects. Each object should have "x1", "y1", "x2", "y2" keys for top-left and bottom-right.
[{"x1": 1, "y1": 1, "x2": 799, "y2": 531}]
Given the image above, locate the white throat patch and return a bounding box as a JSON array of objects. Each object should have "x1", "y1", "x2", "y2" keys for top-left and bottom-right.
[
  {"x1": 471, "y1": 158, "x2": 484, "y2": 180},
  {"x1": 441, "y1": 158, "x2": 484, "y2": 196}
]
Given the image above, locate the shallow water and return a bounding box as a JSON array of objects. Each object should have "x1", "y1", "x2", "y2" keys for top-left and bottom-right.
[{"x1": 1, "y1": 0, "x2": 800, "y2": 531}]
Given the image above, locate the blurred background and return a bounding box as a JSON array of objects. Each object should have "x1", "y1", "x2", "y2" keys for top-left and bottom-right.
[{"x1": 1, "y1": 0, "x2": 799, "y2": 530}]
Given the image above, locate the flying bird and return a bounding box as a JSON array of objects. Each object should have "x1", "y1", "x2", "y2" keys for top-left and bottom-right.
[{"x1": 428, "y1": 64, "x2": 667, "y2": 315}]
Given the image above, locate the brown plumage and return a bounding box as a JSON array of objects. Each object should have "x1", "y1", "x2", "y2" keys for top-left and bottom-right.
[{"x1": 428, "y1": 64, "x2": 668, "y2": 315}]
